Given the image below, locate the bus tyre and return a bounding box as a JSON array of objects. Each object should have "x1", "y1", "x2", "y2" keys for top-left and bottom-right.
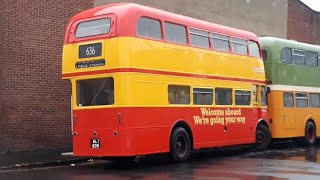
[
  {"x1": 170, "y1": 127, "x2": 191, "y2": 162},
  {"x1": 305, "y1": 121, "x2": 316, "y2": 145},
  {"x1": 255, "y1": 124, "x2": 271, "y2": 151}
]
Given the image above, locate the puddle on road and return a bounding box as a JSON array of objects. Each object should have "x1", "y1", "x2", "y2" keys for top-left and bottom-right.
[{"x1": 242, "y1": 145, "x2": 320, "y2": 163}]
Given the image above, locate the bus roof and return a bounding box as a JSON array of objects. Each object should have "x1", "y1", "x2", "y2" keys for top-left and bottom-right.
[
  {"x1": 70, "y1": 3, "x2": 259, "y2": 41},
  {"x1": 259, "y1": 37, "x2": 320, "y2": 52}
]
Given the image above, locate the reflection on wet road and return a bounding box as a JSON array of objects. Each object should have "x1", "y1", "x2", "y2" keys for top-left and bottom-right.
[{"x1": 1, "y1": 145, "x2": 320, "y2": 180}]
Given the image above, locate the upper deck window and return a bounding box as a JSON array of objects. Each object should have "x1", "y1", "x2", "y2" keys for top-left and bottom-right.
[
  {"x1": 292, "y1": 49, "x2": 305, "y2": 65},
  {"x1": 75, "y1": 18, "x2": 111, "y2": 38},
  {"x1": 211, "y1": 33, "x2": 230, "y2": 52},
  {"x1": 137, "y1": 17, "x2": 162, "y2": 40},
  {"x1": 281, "y1": 47, "x2": 292, "y2": 64},
  {"x1": 189, "y1": 28, "x2": 210, "y2": 48},
  {"x1": 231, "y1": 38, "x2": 248, "y2": 55},
  {"x1": 249, "y1": 41, "x2": 260, "y2": 58},
  {"x1": 306, "y1": 51, "x2": 318, "y2": 67},
  {"x1": 165, "y1": 22, "x2": 187, "y2": 44}
]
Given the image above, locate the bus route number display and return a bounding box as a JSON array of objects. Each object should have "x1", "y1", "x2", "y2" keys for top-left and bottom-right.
[{"x1": 79, "y1": 43, "x2": 102, "y2": 58}]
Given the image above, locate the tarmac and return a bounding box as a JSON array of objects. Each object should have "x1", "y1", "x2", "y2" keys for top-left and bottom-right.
[{"x1": 0, "y1": 148, "x2": 90, "y2": 170}]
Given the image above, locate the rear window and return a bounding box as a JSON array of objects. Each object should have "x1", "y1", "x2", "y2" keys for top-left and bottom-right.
[
  {"x1": 77, "y1": 78, "x2": 114, "y2": 107},
  {"x1": 75, "y1": 18, "x2": 111, "y2": 38}
]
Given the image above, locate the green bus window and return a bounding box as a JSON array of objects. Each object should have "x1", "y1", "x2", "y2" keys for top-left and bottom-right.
[
  {"x1": 309, "y1": 93, "x2": 320, "y2": 108},
  {"x1": 215, "y1": 88, "x2": 232, "y2": 105},
  {"x1": 193, "y1": 88, "x2": 213, "y2": 105},
  {"x1": 168, "y1": 85, "x2": 190, "y2": 104},
  {"x1": 77, "y1": 78, "x2": 114, "y2": 107},
  {"x1": 281, "y1": 47, "x2": 292, "y2": 64},
  {"x1": 292, "y1": 49, "x2": 305, "y2": 65},
  {"x1": 283, "y1": 92, "x2": 294, "y2": 108},
  {"x1": 231, "y1": 38, "x2": 248, "y2": 55},
  {"x1": 211, "y1": 33, "x2": 230, "y2": 52},
  {"x1": 75, "y1": 18, "x2": 111, "y2": 38},
  {"x1": 235, "y1": 90, "x2": 251, "y2": 106},
  {"x1": 165, "y1": 22, "x2": 187, "y2": 44},
  {"x1": 262, "y1": 49, "x2": 268, "y2": 61},
  {"x1": 137, "y1": 17, "x2": 162, "y2": 40},
  {"x1": 189, "y1": 28, "x2": 210, "y2": 48},
  {"x1": 249, "y1": 41, "x2": 260, "y2": 58},
  {"x1": 261, "y1": 86, "x2": 267, "y2": 106},
  {"x1": 295, "y1": 92, "x2": 308, "y2": 108},
  {"x1": 306, "y1": 51, "x2": 318, "y2": 67}
]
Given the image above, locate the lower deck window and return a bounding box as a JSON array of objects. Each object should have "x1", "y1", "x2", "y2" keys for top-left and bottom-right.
[
  {"x1": 168, "y1": 85, "x2": 190, "y2": 104},
  {"x1": 77, "y1": 78, "x2": 114, "y2": 107},
  {"x1": 283, "y1": 92, "x2": 294, "y2": 108},
  {"x1": 193, "y1": 88, "x2": 213, "y2": 105},
  {"x1": 215, "y1": 88, "x2": 232, "y2": 105},
  {"x1": 235, "y1": 90, "x2": 251, "y2": 105},
  {"x1": 295, "y1": 92, "x2": 308, "y2": 108}
]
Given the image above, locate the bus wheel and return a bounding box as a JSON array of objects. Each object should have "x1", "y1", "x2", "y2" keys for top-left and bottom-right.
[
  {"x1": 305, "y1": 121, "x2": 316, "y2": 145},
  {"x1": 255, "y1": 124, "x2": 271, "y2": 151},
  {"x1": 170, "y1": 127, "x2": 191, "y2": 162}
]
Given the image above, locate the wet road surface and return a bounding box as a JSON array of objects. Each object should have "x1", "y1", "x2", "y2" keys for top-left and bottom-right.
[{"x1": 1, "y1": 144, "x2": 320, "y2": 180}]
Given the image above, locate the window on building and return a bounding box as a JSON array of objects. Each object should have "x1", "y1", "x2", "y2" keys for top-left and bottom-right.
[
  {"x1": 77, "y1": 78, "x2": 114, "y2": 107},
  {"x1": 309, "y1": 93, "x2": 320, "y2": 108},
  {"x1": 137, "y1": 17, "x2": 162, "y2": 40},
  {"x1": 189, "y1": 28, "x2": 210, "y2": 48},
  {"x1": 235, "y1": 90, "x2": 251, "y2": 106},
  {"x1": 281, "y1": 47, "x2": 292, "y2": 64},
  {"x1": 165, "y1": 22, "x2": 187, "y2": 44},
  {"x1": 75, "y1": 18, "x2": 111, "y2": 38},
  {"x1": 211, "y1": 33, "x2": 230, "y2": 52},
  {"x1": 295, "y1": 92, "x2": 308, "y2": 108},
  {"x1": 249, "y1": 41, "x2": 260, "y2": 58},
  {"x1": 292, "y1": 49, "x2": 305, "y2": 65},
  {"x1": 261, "y1": 86, "x2": 267, "y2": 106},
  {"x1": 168, "y1": 85, "x2": 190, "y2": 104},
  {"x1": 193, "y1": 88, "x2": 213, "y2": 105},
  {"x1": 306, "y1": 51, "x2": 318, "y2": 67},
  {"x1": 262, "y1": 49, "x2": 268, "y2": 61},
  {"x1": 215, "y1": 88, "x2": 232, "y2": 105},
  {"x1": 283, "y1": 92, "x2": 294, "y2": 108},
  {"x1": 231, "y1": 38, "x2": 248, "y2": 55}
]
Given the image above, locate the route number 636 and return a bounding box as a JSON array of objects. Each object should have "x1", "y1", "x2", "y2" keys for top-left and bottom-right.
[{"x1": 86, "y1": 47, "x2": 96, "y2": 56}]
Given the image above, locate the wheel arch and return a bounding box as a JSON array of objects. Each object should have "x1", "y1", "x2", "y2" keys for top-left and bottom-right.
[{"x1": 169, "y1": 120, "x2": 194, "y2": 150}]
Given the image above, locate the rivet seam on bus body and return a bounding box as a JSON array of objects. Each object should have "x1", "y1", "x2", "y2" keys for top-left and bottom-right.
[{"x1": 113, "y1": 131, "x2": 118, "y2": 136}]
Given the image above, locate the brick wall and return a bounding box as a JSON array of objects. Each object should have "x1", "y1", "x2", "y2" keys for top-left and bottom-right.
[
  {"x1": 288, "y1": 0, "x2": 320, "y2": 44},
  {"x1": 0, "y1": 0, "x2": 93, "y2": 152}
]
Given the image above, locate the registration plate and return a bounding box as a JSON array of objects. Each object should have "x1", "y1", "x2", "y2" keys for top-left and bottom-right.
[
  {"x1": 79, "y1": 43, "x2": 102, "y2": 59},
  {"x1": 91, "y1": 139, "x2": 100, "y2": 149}
]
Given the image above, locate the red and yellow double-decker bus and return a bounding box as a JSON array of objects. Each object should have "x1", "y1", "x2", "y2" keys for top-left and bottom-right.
[{"x1": 62, "y1": 3, "x2": 271, "y2": 162}]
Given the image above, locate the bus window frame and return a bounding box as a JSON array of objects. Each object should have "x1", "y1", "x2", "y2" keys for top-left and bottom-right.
[
  {"x1": 234, "y1": 89, "x2": 251, "y2": 106},
  {"x1": 189, "y1": 27, "x2": 211, "y2": 49},
  {"x1": 67, "y1": 14, "x2": 117, "y2": 43},
  {"x1": 211, "y1": 32, "x2": 231, "y2": 53},
  {"x1": 192, "y1": 87, "x2": 214, "y2": 106},
  {"x1": 230, "y1": 37, "x2": 249, "y2": 55},
  {"x1": 136, "y1": 16, "x2": 163, "y2": 41}
]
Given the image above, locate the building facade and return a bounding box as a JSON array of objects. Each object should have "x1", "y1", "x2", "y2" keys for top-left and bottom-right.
[
  {"x1": 0, "y1": 0, "x2": 318, "y2": 152},
  {"x1": 0, "y1": 0, "x2": 93, "y2": 152}
]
